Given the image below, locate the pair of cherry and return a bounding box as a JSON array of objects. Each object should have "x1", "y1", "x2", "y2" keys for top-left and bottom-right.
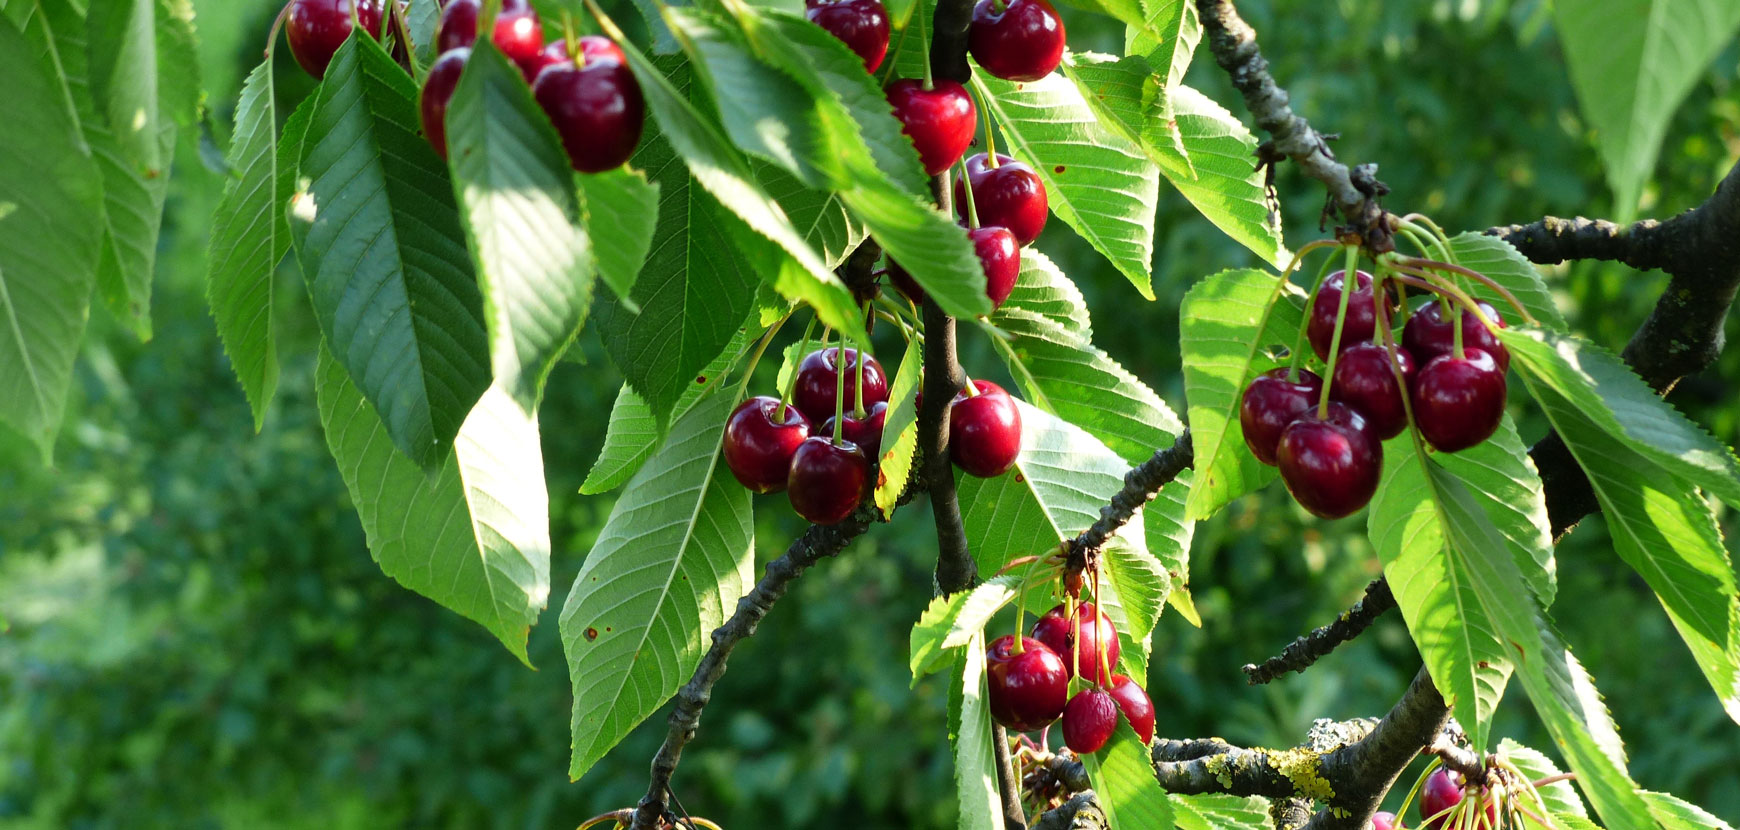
[
  {"x1": 986, "y1": 603, "x2": 1156, "y2": 753},
  {"x1": 805, "y1": 0, "x2": 1065, "y2": 81},
  {"x1": 723, "y1": 348, "x2": 889, "y2": 525},
  {"x1": 883, "y1": 150, "x2": 1048, "y2": 313}
]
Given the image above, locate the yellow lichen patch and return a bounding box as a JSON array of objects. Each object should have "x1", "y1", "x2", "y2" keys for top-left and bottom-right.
[
  {"x1": 1268, "y1": 747, "x2": 1336, "y2": 802},
  {"x1": 1204, "y1": 753, "x2": 1235, "y2": 789}
]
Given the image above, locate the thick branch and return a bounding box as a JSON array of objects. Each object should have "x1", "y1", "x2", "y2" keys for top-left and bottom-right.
[
  {"x1": 1033, "y1": 792, "x2": 1106, "y2": 830},
  {"x1": 1242, "y1": 578, "x2": 1397, "y2": 684},
  {"x1": 992, "y1": 724, "x2": 1028, "y2": 829},
  {"x1": 929, "y1": 0, "x2": 975, "y2": 84},
  {"x1": 1065, "y1": 430, "x2": 1194, "y2": 572},
  {"x1": 1491, "y1": 157, "x2": 1740, "y2": 535},
  {"x1": 1304, "y1": 667, "x2": 1449, "y2": 829}
]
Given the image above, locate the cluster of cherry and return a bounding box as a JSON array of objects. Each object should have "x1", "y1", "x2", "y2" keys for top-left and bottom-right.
[
  {"x1": 282, "y1": 0, "x2": 645, "y2": 174},
  {"x1": 985, "y1": 603, "x2": 1156, "y2": 755},
  {"x1": 1241, "y1": 269, "x2": 1510, "y2": 519},
  {"x1": 1369, "y1": 767, "x2": 1504, "y2": 829}
]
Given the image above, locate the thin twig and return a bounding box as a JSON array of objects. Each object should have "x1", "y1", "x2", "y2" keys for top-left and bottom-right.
[{"x1": 1242, "y1": 579, "x2": 1397, "y2": 684}]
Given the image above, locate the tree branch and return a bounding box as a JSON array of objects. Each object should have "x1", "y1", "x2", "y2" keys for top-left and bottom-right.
[
  {"x1": 1242, "y1": 578, "x2": 1397, "y2": 684},
  {"x1": 1065, "y1": 430, "x2": 1194, "y2": 573},
  {"x1": 1032, "y1": 791, "x2": 1106, "y2": 830}
]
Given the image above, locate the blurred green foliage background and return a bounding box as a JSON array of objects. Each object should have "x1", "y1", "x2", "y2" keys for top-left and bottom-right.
[{"x1": 3, "y1": 0, "x2": 1738, "y2": 827}]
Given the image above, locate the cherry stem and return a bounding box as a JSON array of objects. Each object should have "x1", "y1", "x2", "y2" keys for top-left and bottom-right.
[
  {"x1": 1069, "y1": 595, "x2": 1083, "y2": 690},
  {"x1": 958, "y1": 158, "x2": 982, "y2": 229},
  {"x1": 562, "y1": 12, "x2": 583, "y2": 67},
  {"x1": 1317, "y1": 244, "x2": 1360, "y2": 419},
  {"x1": 1397, "y1": 256, "x2": 1536, "y2": 325},
  {"x1": 876, "y1": 20, "x2": 912, "y2": 86},
  {"x1": 853, "y1": 306, "x2": 869, "y2": 419},
  {"x1": 265, "y1": 2, "x2": 290, "y2": 59},
  {"x1": 480, "y1": 0, "x2": 502, "y2": 44},
  {"x1": 1394, "y1": 757, "x2": 1443, "y2": 825},
  {"x1": 1389, "y1": 263, "x2": 1505, "y2": 337},
  {"x1": 1369, "y1": 268, "x2": 1387, "y2": 345},
  {"x1": 1092, "y1": 563, "x2": 1109, "y2": 688},
  {"x1": 575, "y1": 811, "x2": 630, "y2": 830},
  {"x1": 1012, "y1": 553, "x2": 1050, "y2": 656},
  {"x1": 1376, "y1": 273, "x2": 1421, "y2": 437},
  {"x1": 833, "y1": 335, "x2": 849, "y2": 446},
  {"x1": 1288, "y1": 251, "x2": 1343, "y2": 381},
  {"x1": 1530, "y1": 773, "x2": 1576, "y2": 788},
  {"x1": 918, "y1": 0, "x2": 934, "y2": 89},
  {"x1": 734, "y1": 310, "x2": 793, "y2": 402},
  {"x1": 1393, "y1": 226, "x2": 1439, "y2": 261},
  {"x1": 982, "y1": 104, "x2": 999, "y2": 167},
  {"x1": 1399, "y1": 213, "x2": 1455, "y2": 254},
  {"x1": 777, "y1": 316, "x2": 821, "y2": 421}
]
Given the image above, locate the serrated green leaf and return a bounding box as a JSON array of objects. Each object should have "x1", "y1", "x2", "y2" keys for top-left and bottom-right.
[
  {"x1": 1172, "y1": 794, "x2": 1270, "y2": 830},
  {"x1": 1431, "y1": 415, "x2": 1557, "y2": 606},
  {"x1": 315, "y1": 346, "x2": 550, "y2": 665},
  {"x1": 1178, "y1": 268, "x2": 1305, "y2": 520},
  {"x1": 1498, "y1": 738, "x2": 1587, "y2": 818},
  {"x1": 1516, "y1": 370, "x2": 1740, "y2": 724},
  {"x1": 1444, "y1": 232, "x2": 1566, "y2": 331},
  {"x1": 974, "y1": 72, "x2": 1161, "y2": 299},
  {"x1": 999, "y1": 248, "x2": 1092, "y2": 339},
  {"x1": 576, "y1": 166, "x2": 659, "y2": 305},
  {"x1": 910, "y1": 575, "x2": 1019, "y2": 682},
  {"x1": 407, "y1": 0, "x2": 441, "y2": 66},
  {"x1": 1556, "y1": 0, "x2": 1740, "y2": 219},
  {"x1": 1645, "y1": 790, "x2": 1737, "y2": 830},
  {"x1": 1127, "y1": 0, "x2": 1199, "y2": 88},
  {"x1": 1085, "y1": 720, "x2": 1176, "y2": 829},
  {"x1": 1501, "y1": 327, "x2": 1740, "y2": 510},
  {"x1": 0, "y1": 12, "x2": 104, "y2": 461},
  {"x1": 560, "y1": 391, "x2": 755, "y2": 780},
  {"x1": 207, "y1": 61, "x2": 286, "y2": 432},
  {"x1": 1146, "y1": 469, "x2": 1195, "y2": 616},
  {"x1": 448, "y1": 42, "x2": 597, "y2": 412},
  {"x1": 1368, "y1": 435, "x2": 1516, "y2": 752},
  {"x1": 760, "y1": 162, "x2": 865, "y2": 267},
  {"x1": 1151, "y1": 85, "x2": 1287, "y2": 269},
  {"x1": 955, "y1": 633, "x2": 1001, "y2": 830},
  {"x1": 581, "y1": 324, "x2": 754, "y2": 495},
  {"x1": 291, "y1": 33, "x2": 490, "y2": 469},
  {"x1": 875, "y1": 334, "x2": 923, "y2": 517}
]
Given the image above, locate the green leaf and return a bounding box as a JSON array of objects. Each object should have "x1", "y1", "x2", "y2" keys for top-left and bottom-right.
[
  {"x1": 576, "y1": 166, "x2": 659, "y2": 305},
  {"x1": 1498, "y1": 738, "x2": 1586, "y2": 818},
  {"x1": 0, "y1": 13, "x2": 105, "y2": 461},
  {"x1": 954, "y1": 633, "x2": 1001, "y2": 830},
  {"x1": 760, "y1": 162, "x2": 865, "y2": 268},
  {"x1": 1127, "y1": 0, "x2": 1199, "y2": 88},
  {"x1": 291, "y1": 33, "x2": 490, "y2": 468},
  {"x1": 1146, "y1": 469, "x2": 1196, "y2": 618},
  {"x1": 448, "y1": 42, "x2": 597, "y2": 412},
  {"x1": 874, "y1": 334, "x2": 923, "y2": 517},
  {"x1": 407, "y1": 0, "x2": 441, "y2": 66},
  {"x1": 1084, "y1": 720, "x2": 1176, "y2": 829},
  {"x1": 1430, "y1": 415, "x2": 1558, "y2": 607},
  {"x1": 1172, "y1": 794, "x2": 1270, "y2": 830},
  {"x1": 1178, "y1": 268, "x2": 1306, "y2": 520},
  {"x1": 1556, "y1": 0, "x2": 1740, "y2": 219},
  {"x1": 559, "y1": 391, "x2": 755, "y2": 780},
  {"x1": 1514, "y1": 366, "x2": 1740, "y2": 724},
  {"x1": 1367, "y1": 435, "x2": 1516, "y2": 752},
  {"x1": 1645, "y1": 790, "x2": 1737, "y2": 830},
  {"x1": 974, "y1": 72, "x2": 1161, "y2": 299},
  {"x1": 207, "y1": 60, "x2": 287, "y2": 432},
  {"x1": 1149, "y1": 85, "x2": 1287, "y2": 269},
  {"x1": 598, "y1": 13, "x2": 860, "y2": 334},
  {"x1": 1501, "y1": 327, "x2": 1740, "y2": 511},
  {"x1": 315, "y1": 346, "x2": 550, "y2": 664},
  {"x1": 1444, "y1": 232, "x2": 1566, "y2": 332},
  {"x1": 999, "y1": 248, "x2": 1092, "y2": 339},
  {"x1": 580, "y1": 324, "x2": 754, "y2": 496},
  {"x1": 909, "y1": 575, "x2": 1019, "y2": 682}
]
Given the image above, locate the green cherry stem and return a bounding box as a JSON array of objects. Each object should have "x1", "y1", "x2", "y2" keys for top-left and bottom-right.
[
  {"x1": 853, "y1": 315, "x2": 868, "y2": 419},
  {"x1": 1316, "y1": 244, "x2": 1361, "y2": 419},
  {"x1": 1397, "y1": 256, "x2": 1536, "y2": 325},
  {"x1": 918, "y1": 0, "x2": 933, "y2": 89},
  {"x1": 958, "y1": 158, "x2": 982, "y2": 228},
  {"x1": 777, "y1": 317, "x2": 822, "y2": 421},
  {"x1": 1389, "y1": 263, "x2": 1506, "y2": 335},
  {"x1": 982, "y1": 103, "x2": 999, "y2": 167},
  {"x1": 733, "y1": 311, "x2": 793, "y2": 402},
  {"x1": 833, "y1": 335, "x2": 848, "y2": 446},
  {"x1": 1287, "y1": 250, "x2": 1343, "y2": 381}
]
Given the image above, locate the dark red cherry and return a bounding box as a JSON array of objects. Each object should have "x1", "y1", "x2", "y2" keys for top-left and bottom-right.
[
  {"x1": 886, "y1": 262, "x2": 925, "y2": 305},
  {"x1": 436, "y1": 0, "x2": 544, "y2": 78},
  {"x1": 794, "y1": 347, "x2": 890, "y2": 425},
  {"x1": 419, "y1": 48, "x2": 469, "y2": 159},
  {"x1": 1308, "y1": 270, "x2": 1390, "y2": 360},
  {"x1": 1419, "y1": 769, "x2": 1493, "y2": 829},
  {"x1": 723, "y1": 396, "x2": 811, "y2": 493},
  {"x1": 1410, "y1": 349, "x2": 1507, "y2": 453},
  {"x1": 532, "y1": 37, "x2": 644, "y2": 173},
  {"x1": 985, "y1": 635, "x2": 1069, "y2": 732},
  {"x1": 886, "y1": 78, "x2": 976, "y2": 175},
  {"x1": 806, "y1": 0, "x2": 890, "y2": 72},
  {"x1": 1239, "y1": 368, "x2": 1324, "y2": 466},
  {"x1": 1330, "y1": 343, "x2": 1415, "y2": 440},
  {"x1": 949, "y1": 380, "x2": 1022, "y2": 477},
  {"x1": 1403, "y1": 300, "x2": 1510, "y2": 371},
  {"x1": 967, "y1": 0, "x2": 1066, "y2": 82},
  {"x1": 522, "y1": 40, "x2": 571, "y2": 82},
  {"x1": 1107, "y1": 675, "x2": 1155, "y2": 744},
  {"x1": 954, "y1": 153, "x2": 1048, "y2": 246},
  {"x1": 286, "y1": 0, "x2": 385, "y2": 79},
  {"x1": 970, "y1": 226, "x2": 1020, "y2": 310},
  {"x1": 821, "y1": 400, "x2": 888, "y2": 458},
  {"x1": 787, "y1": 437, "x2": 869, "y2": 524},
  {"x1": 1061, "y1": 688, "x2": 1120, "y2": 754},
  {"x1": 1030, "y1": 602, "x2": 1119, "y2": 684},
  {"x1": 1371, "y1": 811, "x2": 1404, "y2": 830},
  {"x1": 1276, "y1": 402, "x2": 1381, "y2": 519}
]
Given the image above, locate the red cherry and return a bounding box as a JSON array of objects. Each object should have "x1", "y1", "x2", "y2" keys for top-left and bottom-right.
[
  {"x1": 1107, "y1": 675, "x2": 1155, "y2": 743},
  {"x1": 969, "y1": 226, "x2": 1020, "y2": 310},
  {"x1": 521, "y1": 40, "x2": 570, "y2": 82},
  {"x1": 949, "y1": 380, "x2": 1022, "y2": 478},
  {"x1": 787, "y1": 437, "x2": 869, "y2": 524},
  {"x1": 1061, "y1": 688, "x2": 1120, "y2": 754},
  {"x1": 1307, "y1": 270, "x2": 1390, "y2": 360},
  {"x1": 985, "y1": 635, "x2": 1069, "y2": 732},
  {"x1": 886, "y1": 79, "x2": 977, "y2": 175},
  {"x1": 723, "y1": 396, "x2": 811, "y2": 493},
  {"x1": 806, "y1": 0, "x2": 890, "y2": 72},
  {"x1": 1371, "y1": 811, "x2": 1405, "y2": 830},
  {"x1": 1030, "y1": 602, "x2": 1119, "y2": 684},
  {"x1": 1419, "y1": 769, "x2": 1492, "y2": 829},
  {"x1": 967, "y1": 0, "x2": 1066, "y2": 82},
  {"x1": 419, "y1": 48, "x2": 469, "y2": 160},
  {"x1": 821, "y1": 400, "x2": 888, "y2": 458},
  {"x1": 1329, "y1": 343, "x2": 1415, "y2": 440},
  {"x1": 1276, "y1": 402, "x2": 1381, "y2": 519},
  {"x1": 793, "y1": 347, "x2": 890, "y2": 425},
  {"x1": 953, "y1": 153, "x2": 1048, "y2": 246},
  {"x1": 532, "y1": 37, "x2": 644, "y2": 173},
  {"x1": 436, "y1": 0, "x2": 544, "y2": 78},
  {"x1": 286, "y1": 0, "x2": 385, "y2": 79},
  {"x1": 1239, "y1": 368, "x2": 1324, "y2": 466},
  {"x1": 1410, "y1": 349, "x2": 1507, "y2": 453},
  {"x1": 1403, "y1": 300, "x2": 1510, "y2": 371},
  {"x1": 885, "y1": 262, "x2": 926, "y2": 305}
]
